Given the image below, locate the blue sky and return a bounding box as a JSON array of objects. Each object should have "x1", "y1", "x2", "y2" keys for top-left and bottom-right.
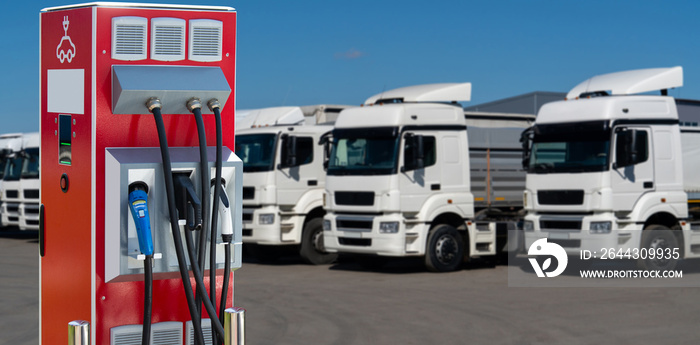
[{"x1": 1, "y1": 1, "x2": 698, "y2": 133}]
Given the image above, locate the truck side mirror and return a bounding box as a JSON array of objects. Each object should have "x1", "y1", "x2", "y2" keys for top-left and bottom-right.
[
  {"x1": 401, "y1": 133, "x2": 425, "y2": 173},
  {"x1": 414, "y1": 134, "x2": 425, "y2": 170},
  {"x1": 613, "y1": 129, "x2": 638, "y2": 169},
  {"x1": 278, "y1": 134, "x2": 298, "y2": 169},
  {"x1": 520, "y1": 127, "x2": 534, "y2": 169},
  {"x1": 319, "y1": 134, "x2": 332, "y2": 171}
]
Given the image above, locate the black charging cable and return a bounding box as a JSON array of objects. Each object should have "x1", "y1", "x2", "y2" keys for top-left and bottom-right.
[
  {"x1": 207, "y1": 99, "x2": 224, "y2": 345},
  {"x1": 146, "y1": 98, "x2": 205, "y2": 345},
  {"x1": 186, "y1": 98, "x2": 227, "y2": 340},
  {"x1": 187, "y1": 98, "x2": 212, "y2": 324}
]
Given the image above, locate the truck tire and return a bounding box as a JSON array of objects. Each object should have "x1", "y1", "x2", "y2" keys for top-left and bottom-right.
[
  {"x1": 637, "y1": 224, "x2": 680, "y2": 271},
  {"x1": 300, "y1": 218, "x2": 338, "y2": 265},
  {"x1": 425, "y1": 224, "x2": 464, "y2": 272}
]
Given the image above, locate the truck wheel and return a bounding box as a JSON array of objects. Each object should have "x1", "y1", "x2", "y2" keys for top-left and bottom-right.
[
  {"x1": 425, "y1": 224, "x2": 464, "y2": 272},
  {"x1": 300, "y1": 218, "x2": 338, "y2": 265},
  {"x1": 637, "y1": 225, "x2": 680, "y2": 271}
]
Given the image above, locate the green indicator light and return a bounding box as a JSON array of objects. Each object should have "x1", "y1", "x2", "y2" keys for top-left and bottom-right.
[
  {"x1": 60, "y1": 161, "x2": 71, "y2": 165},
  {"x1": 60, "y1": 142, "x2": 71, "y2": 146}
]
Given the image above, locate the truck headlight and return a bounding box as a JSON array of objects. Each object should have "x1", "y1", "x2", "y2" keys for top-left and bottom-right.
[
  {"x1": 323, "y1": 219, "x2": 331, "y2": 231},
  {"x1": 259, "y1": 213, "x2": 275, "y2": 225},
  {"x1": 590, "y1": 221, "x2": 612, "y2": 234},
  {"x1": 379, "y1": 221, "x2": 399, "y2": 234},
  {"x1": 523, "y1": 220, "x2": 534, "y2": 232}
]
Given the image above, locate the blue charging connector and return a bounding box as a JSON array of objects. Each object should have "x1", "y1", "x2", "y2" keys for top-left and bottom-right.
[{"x1": 129, "y1": 182, "x2": 154, "y2": 256}]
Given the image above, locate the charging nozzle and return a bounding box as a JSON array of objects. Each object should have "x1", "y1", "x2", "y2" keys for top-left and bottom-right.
[
  {"x1": 128, "y1": 182, "x2": 154, "y2": 256},
  {"x1": 173, "y1": 174, "x2": 202, "y2": 231},
  {"x1": 212, "y1": 179, "x2": 233, "y2": 243}
]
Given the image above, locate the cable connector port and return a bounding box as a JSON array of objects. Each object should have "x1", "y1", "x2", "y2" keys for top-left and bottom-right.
[
  {"x1": 207, "y1": 99, "x2": 221, "y2": 112},
  {"x1": 186, "y1": 97, "x2": 202, "y2": 112},
  {"x1": 173, "y1": 173, "x2": 202, "y2": 231}
]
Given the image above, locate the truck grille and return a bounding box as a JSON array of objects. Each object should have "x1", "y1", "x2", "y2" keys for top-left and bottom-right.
[
  {"x1": 5, "y1": 190, "x2": 18, "y2": 199},
  {"x1": 335, "y1": 191, "x2": 374, "y2": 206},
  {"x1": 548, "y1": 239, "x2": 581, "y2": 248},
  {"x1": 24, "y1": 189, "x2": 39, "y2": 199},
  {"x1": 242, "y1": 187, "x2": 255, "y2": 200},
  {"x1": 540, "y1": 220, "x2": 582, "y2": 231},
  {"x1": 336, "y1": 219, "x2": 373, "y2": 231},
  {"x1": 538, "y1": 190, "x2": 584, "y2": 205},
  {"x1": 338, "y1": 238, "x2": 372, "y2": 246}
]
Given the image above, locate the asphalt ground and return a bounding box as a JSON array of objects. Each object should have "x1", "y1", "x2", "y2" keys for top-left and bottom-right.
[{"x1": 3, "y1": 232, "x2": 699, "y2": 345}]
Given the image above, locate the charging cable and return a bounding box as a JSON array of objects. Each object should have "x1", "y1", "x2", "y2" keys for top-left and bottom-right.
[{"x1": 128, "y1": 181, "x2": 153, "y2": 345}]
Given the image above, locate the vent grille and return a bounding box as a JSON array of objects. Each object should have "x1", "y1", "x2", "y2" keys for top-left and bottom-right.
[
  {"x1": 537, "y1": 190, "x2": 584, "y2": 205},
  {"x1": 242, "y1": 187, "x2": 255, "y2": 200},
  {"x1": 336, "y1": 219, "x2": 373, "y2": 231},
  {"x1": 540, "y1": 220, "x2": 582, "y2": 231},
  {"x1": 335, "y1": 191, "x2": 374, "y2": 206},
  {"x1": 152, "y1": 18, "x2": 186, "y2": 61},
  {"x1": 111, "y1": 322, "x2": 183, "y2": 345},
  {"x1": 112, "y1": 17, "x2": 147, "y2": 60},
  {"x1": 189, "y1": 20, "x2": 223, "y2": 62},
  {"x1": 24, "y1": 189, "x2": 40, "y2": 199},
  {"x1": 186, "y1": 319, "x2": 213, "y2": 345},
  {"x1": 5, "y1": 190, "x2": 18, "y2": 199}
]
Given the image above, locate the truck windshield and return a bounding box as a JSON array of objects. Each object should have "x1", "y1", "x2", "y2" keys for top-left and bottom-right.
[
  {"x1": 235, "y1": 134, "x2": 277, "y2": 173},
  {"x1": 529, "y1": 121, "x2": 611, "y2": 174},
  {"x1": 4, "y1": 155, "x2": 23, "y2": 181},
  {"x1": 21, "y1": 148, "x2": 40, "y2": 179},
  {"x1": 328, "y1": 127, "x2": 399, "y2": 176}
]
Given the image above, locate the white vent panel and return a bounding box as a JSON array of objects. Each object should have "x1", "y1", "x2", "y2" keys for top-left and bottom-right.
[
  {"x1": 189, "y1": 19, "x2": 223, "y2": 62},
  {"x1": 186, "y1": 319, "x2": 213, "y2": 345},
  {"x1": 151, "y1": 18, "x2": 186, "y2": 61},
  {"x1": 112, "y1": 16, "x2": 147, "y2": 61},
  {"x1": 111, "y1": 322, "x2": 183, "y2": 345}
]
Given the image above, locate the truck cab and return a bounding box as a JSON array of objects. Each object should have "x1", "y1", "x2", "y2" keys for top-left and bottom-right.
[
  {"x1": 19, "y1": 132, "x2": 40, "y2": 230},
  {"x1": 522, "y1": 67, "x2": 700, "y2": 270},
  {"x1": 1, "y1": 134, "x2": 25, "y2": 228},
  {"x1": 323, "y1": 83, "x2": 533, "y2": 271},
  {"x1": 0, "y1": 133, "x2": 22, "y2": 228},
  {"x1": 236, "y1": 105, "x2": 349, "y2": 264}
]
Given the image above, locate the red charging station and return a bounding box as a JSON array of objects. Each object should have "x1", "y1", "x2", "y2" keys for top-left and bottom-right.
[{"x1": 40, "y1": 3, "x2": 243, "y2": 345}]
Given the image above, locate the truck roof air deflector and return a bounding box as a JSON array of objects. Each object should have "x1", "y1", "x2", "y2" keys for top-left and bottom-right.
[
  {"x1": 365, "y1": 82, "x2": 472, "y2": 105},
  {"x1": 112, "y1": 65, "x2": 231, "y2": 114},
  {"x1": 567, "y1": 66, "x2": 683, "y2": 100}
]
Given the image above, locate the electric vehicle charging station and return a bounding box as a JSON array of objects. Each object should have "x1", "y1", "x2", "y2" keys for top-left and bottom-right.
[{"x1": 40, "y1": 3, "x2": 243, "y2": 345}]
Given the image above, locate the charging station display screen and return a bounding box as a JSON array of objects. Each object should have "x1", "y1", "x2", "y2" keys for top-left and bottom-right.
[{"x1": 59, "y1": 114, "x2": 72, "y2": 165}]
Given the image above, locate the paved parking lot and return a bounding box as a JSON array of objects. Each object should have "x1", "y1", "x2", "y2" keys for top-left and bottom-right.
[{"x1": 3, "y1": 232, "x2": 700, "y2": 344}]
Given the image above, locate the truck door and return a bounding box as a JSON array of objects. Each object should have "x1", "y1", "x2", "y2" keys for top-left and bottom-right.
[
  {"x1": 276, "y1": 135, "x2": 316, "y2": 206},
  {"x1": 399, "y1": 132, "x2": 440, "y2": 212},
  {"x1": 611, "y1": 127, "x2": 654, "y2": 211}
]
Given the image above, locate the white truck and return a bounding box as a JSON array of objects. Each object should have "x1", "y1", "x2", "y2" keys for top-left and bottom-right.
[
  {"x1": 236, "y1": 105, "x2": 350, "y2": 264},
  {"x1": 0, "y1": 133, "x2": 23, "y2": 228},
  {"x1": 1, "y1": 134, "x2": 26, "y2": 228},
  {"x1": 522, "y1": 66, "x2": 700, "y2": 270},
  {"x1": 322, "y1": 83, "x2": 534, "y2": 272},
  {"x1": 18, "y1": 132, "x2": 40, "y2": 230}
]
